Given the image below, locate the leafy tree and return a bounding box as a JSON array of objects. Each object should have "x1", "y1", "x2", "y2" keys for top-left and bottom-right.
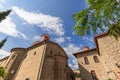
[
  {"x1": 0, "y1": 67, "x2": 6, "y2": 78},
  {"x1": 73, "y1": 0, "x2": 120, "y2": 37},
  {"x1": 74, "y1": 72, "x2": 80, "y2": 78},
  {"x1": 0, "y1": 10, "x2": 11, "y2": 78}
]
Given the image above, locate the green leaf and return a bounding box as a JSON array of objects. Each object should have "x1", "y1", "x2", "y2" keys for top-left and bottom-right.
[{"x1": 72, "y1": 0, "x2": 120, "y2": 38}]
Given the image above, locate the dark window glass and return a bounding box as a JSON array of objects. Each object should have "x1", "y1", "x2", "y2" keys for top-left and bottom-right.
[
  {"x1": 34, "y1": 51, "x2": 36, "y2": 55},
  {"x1": 50, "y1": 50, "x2": 53, "y2": 56},
  {"x1": 93, "y1": 56, "x2": 100, "y2": 63},
  {"x1": 26, "y1": 78, "x2": 30, "y2": 80},
  {"x1": 84, "y1": 57, "x2": 89, "y2": 65},
  {"x1": 91, "y1": 70, "x2": 98, "y2": 80},
  {"x1": 59, "y1": 51, "x2": 60, "y2": 55}
]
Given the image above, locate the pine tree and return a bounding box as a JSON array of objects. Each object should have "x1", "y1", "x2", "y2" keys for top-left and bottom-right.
[
  {"x1": 73, "y1": 0, "x2": 120, "y2": 38},
  {"x1": 0, "y1": 10, "x2": 11, "y2": 49},
  {"x1": 0, "y1": 10, "x2": 11, "y2": 22},
  {"x1": 0, "y1": 37, "x2": 8, "y2": 49},
  {"x1": 0, "y1": 10, "x2": 11, "y2": 78}
]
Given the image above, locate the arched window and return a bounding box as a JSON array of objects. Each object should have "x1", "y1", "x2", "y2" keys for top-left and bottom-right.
[
  {"x1": 50, "y1": 50, "x2": 53, "y2": 56},
  {"x1": 59, "y1": 51, "x2": 60, "y2": 55},
  {"x1": 34, "y1": 51, "x2": 36, "y2": 55},
  {"x1": 26, "y1": 77, "x2": 30, "y2": 80},
  {"x1": 93, "y1": 56, "x2": 100, "y2": 63},
  {"x1": 11, "y1": 54, "x2": 17, "y2": 59},
  {"x1": 91, "y1": 70, "x2": 98, "y2": 80},
  {"x1": 84, "y1": 57, "x2": 89, "y2": 65}
]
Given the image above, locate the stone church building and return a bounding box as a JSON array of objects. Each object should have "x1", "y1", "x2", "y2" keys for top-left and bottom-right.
[
  {"x1": 74, "y1": 32, "x2": 120, "y2": 80},
  {"x1": 0, "y1": 34, "x2": 75, "y2": 80}
]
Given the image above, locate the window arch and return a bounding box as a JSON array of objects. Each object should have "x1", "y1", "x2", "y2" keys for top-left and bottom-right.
[
  {"x1": 34, "y1": 51, "x2": 36, "y2": 55},
  {"x1": 59, "y1": 51, "x2": 60, "y2": 55},
  {"x1": 84, "y1": 57, "x2": 89, "y2": 65},
  {"x1": 93, "y1": 56, "x2": 100, "y2": 63},
  {"x1": 91, "y1": 70, "x2": 98, "y2": 80},
  {"x1": 50, "y1": 50, "x2": 53, "y2": 56},
  {"x1": 11, "y1": 54, "x2": 17, "y2": 59},
  {"x1": 26, "y1": 77, "x2": 30, "y2": 80}
]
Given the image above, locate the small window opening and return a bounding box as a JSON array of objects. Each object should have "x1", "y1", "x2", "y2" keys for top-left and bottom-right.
[
  {"x1": 50, "y1": 50, "x2": 53, "y2": 55},
  {"x1": 84, "y1": 57, "x2": 89, "y2": 65},
  {"x1": 26, "y1": 77, "x2": 30, "y2": 80},
  {"x1": 93, "y1": 56, "x2": 100, "y2": 63},
  {"x1": 12, "y1": 54, "x2": 16, "y2": 59},
  {"x1": 34, "y1": 51, "x2": 36, "y2": 55},
  {"x1": 91, "y1": 70, "x2": 98, "y2": 80},
  {"x1": 59, "y1": 51, "x2": 60, "y2": 55}
]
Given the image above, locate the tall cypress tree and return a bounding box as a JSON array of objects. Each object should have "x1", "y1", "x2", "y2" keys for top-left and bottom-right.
[
  {"x1": 0, "y1": 10, "x2": 11, "y2": 79},
  {"x1": 0, "y1": 37, "x2": 8, "y2": 49},
  {"x1": 0, "y1": 10, "x2": 11, "y2": 49},
  {"x1": 0, "y1": 10, "x2": 11, "y2": 22}
]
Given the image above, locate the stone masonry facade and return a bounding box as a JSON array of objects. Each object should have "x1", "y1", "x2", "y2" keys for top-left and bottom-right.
[
  {"x1": 0, "y1": 34, "x2": 75, "y2": 80},
  {"x1": 74, "y1": 32, "x2": 120, "y2": 80}
]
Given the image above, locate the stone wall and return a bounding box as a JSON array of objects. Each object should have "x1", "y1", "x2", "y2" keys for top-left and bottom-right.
[
  {"x1": 97, "y1": 35, "x2": 120, "y2": 68},
  {"x1": 97, "y1": 35, "x2": 120, "y2": 79},
  {"x1": 14, "y1": 44, "x2": 45, "y2": 80},
  {"x1": 0, "y1": 40, "x2": 74, "y2": 80},
  {"x1": 0, "y1": 57, "x2": 9, "y2": 67},
  {"x1": 76, "y1": 50, "x2": 108, "y2": 80},
  {"x1": 40, "y1": 56, "x2": 55, "y2": 80},
  {"x1": 40, "y1": 42, "x2": 68, "y2": 80},
  {"x1": 5, "y1": 48, "x2": 26, "y2": 80}
]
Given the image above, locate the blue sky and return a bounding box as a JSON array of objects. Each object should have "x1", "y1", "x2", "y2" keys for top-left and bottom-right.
[{"x1": 0, "y1": 0, "x2": 96, "y2": 70}]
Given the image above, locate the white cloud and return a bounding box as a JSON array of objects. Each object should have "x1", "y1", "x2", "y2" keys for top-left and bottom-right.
[
  {"x1": 64, "y1": 43, "x2": 80, "y2": 56},
  {"x1": 68, "y1": 58, "x2": 79, "y2": 70},
  {"x1": 0, "y1": 49, "x2": 10, "y2": 59},
  {"x1": 64, "y1": 43, "x2": 81, "y2": 70},
  {"x1": 72, "y1": 31, "x2": 75, "y2": 36},
  {"x1": 0, "y1": 0, "x2": 4, "y2": 9},
  {"x1": 72, "y1": 58, "x2": 78, "y2": 65},
  {"x1": 12, "y1": 6, "x2": 64, "y2": 36},
  {"x1": 0, "y1": 17, "x2": 28, "y2": 40},
  {"x1": 55, "y1": 36, "x2": 72, "y2": 44},
  {"x1": 83, "y1": 36, "x2": 93, "y2": 42},
  {"x1": 73, "y1": 64, "x2": 79, "y2": 70},
  {"x1": 65, "y1": 37, "x2": 72, "y2": 41},
  {"x1": 0, "y1": 4, "x2": 2, "y2": 9},
  {"x1": 33, "y1": 35, "x2": 40, "y2": 40},
  {"x1": 72, "y1": 58, "x2": 79, "y2": 70},
  {"x1": 117, "y1": 0, "x2": 120, "y2": 3},
  {"x1": 55, "y1": 37, "x2": 65, "y2": 43},
  {"x1": 0, "y1": 0, "x2": 5, "y2": 3}
]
